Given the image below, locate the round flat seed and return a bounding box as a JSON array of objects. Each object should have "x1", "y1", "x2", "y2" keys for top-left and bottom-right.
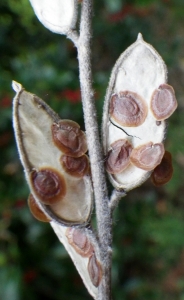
[
  {"x1": 31, "y1": 168, "x2": 66, "y2": 205},
  {"x1": 105, "y1": 139, "x2": 132, "y2": 174},
  {"x1": 109, "y1": 91, "x2": 148, "y2": 127},
  {"x1": 66, "y1": 228, "x2": 94, "y2": 257},
  {"x1": 60, "y1": 155, "x2": 89, "y2": 177},
  {"x1": 52, "y1": 120, "x2": 87, "y2": 157},
  {"x1": 150, "y1": 84, "x2": 177, "y2": 120},
  {"x1": 28, "y1": 194, "x2": 51, "y2": 222},
  {"x1": 151, "y1": 150, "x2": 173, "y2": 186},
  {"x1": 130, "y1": 142, "x2": 165, "y2": 171}
]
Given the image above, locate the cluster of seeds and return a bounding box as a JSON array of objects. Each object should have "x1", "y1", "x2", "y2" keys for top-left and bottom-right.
[
  {"x1": 105, "y1": 84, "x2": 176, "y2": 187},
  {"x1": 66, "y1": 228, "x2": 102, "y2": 287},
  {"x1": 28, "y1": 119, "x2": 89, "y2": 222},
  {"x1": 12, "y1": 82, "x2": 92, "y2": 226},
  {"x1": 103, "y1": 34, "x2": 177, "y2": 191}
]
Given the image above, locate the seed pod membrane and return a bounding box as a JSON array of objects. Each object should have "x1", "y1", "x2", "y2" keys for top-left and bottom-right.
[
  {"x1": 29, "y1": 0, "x2": 78, "y2": 35},
  {"x1": 12, "y1": 81, "x2": 93, "y2": 226},
  {"x1": 103, "y1": 33, "x2": 177, "y2": 191},
  {"x1": 51, "y1": 223, "x2": 99, "y2": 299}
]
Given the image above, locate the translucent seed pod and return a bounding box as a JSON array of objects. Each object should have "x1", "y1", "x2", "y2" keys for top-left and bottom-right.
[
  {"x1": 51, "y1": 223, "x2": 100, "y2": 299},
  {"x1": 29, "y1": 0, "x2": 78, "y2": 35},
  {"x1": 12, "y1": 81, "x2": 93, "y2": 226},
  {"x1": 103, "y1": 33, "x2": 177, "y2": 192}
]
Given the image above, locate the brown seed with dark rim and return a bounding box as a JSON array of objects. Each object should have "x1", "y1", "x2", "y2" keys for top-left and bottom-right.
[
  {"x1": 60, "y1": 154, "x2": 89, "y2": 178},
  {"x1": 151, "y1": 151, "x2": 173, "y2": 186},
  {"x1": 109, "y1": 91, "x2": 148, "y2": 127},
  {"x1": 28, "y1": 194, "x2": 51, "y2": 222},
  {"x1": 66, "y1": 228, "x2": 94, "y2": 257},
  {"x1": 88, "y1": 253, "x2": 102, "y2": 287},
  {"x1": 150, "y1": 84, "x2": 177, "y2": 120},
  {"x1": 31, "y1": 168, "x2": 66, "y2": 205},
  {"x1": 52, "y1": 120, "x2": 87, "y2": 157},
  {"x1": 130, "y1": 142, "x2": 165, "y2": 171},
  {"x1": 105, "y1": 139, "x2": 132, "y2": 174}
]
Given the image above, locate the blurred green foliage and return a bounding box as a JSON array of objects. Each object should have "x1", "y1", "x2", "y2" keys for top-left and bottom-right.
[{"x1": 1, "y1": 0, "x2": 184, "y2": 299}]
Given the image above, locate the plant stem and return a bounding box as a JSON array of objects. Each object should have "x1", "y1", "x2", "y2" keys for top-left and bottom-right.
[{"x1": 77, "y1": 1, "x2": 112, "y2": 299}]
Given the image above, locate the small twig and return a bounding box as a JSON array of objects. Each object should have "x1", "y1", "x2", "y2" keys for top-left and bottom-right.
[
  {"x1": 109, "y1": 189, "x2": 127, "y2": 212},
  {"x1": 66, "y1": 29, "x2": 79, "y2": 47}
]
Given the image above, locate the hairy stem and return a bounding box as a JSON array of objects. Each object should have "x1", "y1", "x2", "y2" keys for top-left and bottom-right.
[{"x1": 77, "y1": 0, "x2": 112, "y2": 299}]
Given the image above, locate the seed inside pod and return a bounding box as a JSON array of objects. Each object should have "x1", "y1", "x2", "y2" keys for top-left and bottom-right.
[
  {"x1": 60, "y1": 154, "x2": 89, "y2": 177},
  {"x1": 88, "y1": 253, "x2": 102, "y2": 287},
  {"x1": 109, "y1": 91, "x2": 148, "y2": 127},
  {"x1": 52, "y1": 120, "x2": 87, "y2": 157},
  {"x1": 28, "y1": 194, "x2": 51, "y2": 222},
  {"x1": 151, "y1": 151, "x2": 173, "y2": 186},
  {"x1": 130, "y1": 142, "x2": 165, "y2": 171},
  {"x1": 31, "y1": 168, "x2": 66, "y2": 205},
  {"x1": 150, "y1": 84, "x2": 177, "y2": 120},
  {"x1": 66, "y1": 228, "x2": 94, "y2": 257},
  {"x1": 105, "y1": 139, "x2": 132, "y2": 174}
]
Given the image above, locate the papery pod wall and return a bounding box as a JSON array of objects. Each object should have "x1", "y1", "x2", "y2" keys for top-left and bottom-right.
[{"x1": 103, "y1": 33, "x2": 177, "y2": 192}]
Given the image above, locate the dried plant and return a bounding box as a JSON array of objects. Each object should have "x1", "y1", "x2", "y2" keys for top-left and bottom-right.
[{"x1": 12, "y1": 1, "x2": 177, "y2": 299}]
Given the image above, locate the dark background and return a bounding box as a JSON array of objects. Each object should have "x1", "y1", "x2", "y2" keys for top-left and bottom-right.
[{"x1": 1, "y1": 0, "x2": 184, "y2": 299}]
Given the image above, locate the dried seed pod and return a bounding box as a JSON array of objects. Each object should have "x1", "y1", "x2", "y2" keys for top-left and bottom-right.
[
  {"x1": 102, "y1": 33, "x2": 176, "y2": 191},
  {"x1": 30, "y1": 168, "x2": 66, "y2": 205},
  {"x1": 29, "y1": 0, "x2": 78, "y2": 35},
  {"x1": 105, "y1": 139, "x2": 132, "y2": 174},
  {"x1": 109, "y1": 91, "x2": 147, "y2": 127},
  {"x1": 51, "y1": 224, "x2": 99, "y2": 299},
  {"x1": 60, "y1": 154, "x2": 89, "y2": 177},
  {"x1": 66, "y1": 227, "x2": 94, "y2": 257},
  {"x1": 151, "y1": 150, "x2": 173, "y2": 186},
  {"x1": 88, "y1": 253, "x2": 102, "y2": 287},
  {"x1": 150, "y1": 84, "x2": 177, "y2": 120},
  {"x1": 12, "y1": 82, "x2": 93, "y2": 226},
  {"x1": 28, "y1": 194, "x2": 51, "y2": 222},
  {"x1": 52, "y1": 120, "x2": 87, "y2": 157},
  {"x1": 130, "y1": 142, "x2": 165, "y2": 171}
]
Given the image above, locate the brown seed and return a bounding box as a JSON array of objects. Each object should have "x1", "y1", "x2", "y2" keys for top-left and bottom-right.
[
  {"x1": 60, "y1": 154, "x2": 89, "y2": 177},
  {"x1": 105, "y1": 139, "x2": 132, "y2": 174},
  {"x1": 130, "y1": 142, "x2": 165, "y2": 171},
  {"x1": 151, "y1": 151, "x2": 173, "y2": 186},
  {"x1": 66, "y1": 228, "x2": 94, "y2": 257},
  {"x1": 30, "y1": 168, "x2": 66, "y2": 205},
  {"x1": 151, "y1": 84, "x2": 177, "y2": 120},
  {"x1": 88, "y1": 253, "x2": 102, "y2": 287},
  {"x1": 52, "y1": 120, "x2": 87, "y2": 157},
  {"x1": 109, "y1": 91, "x2": 148, "y2": 127},
  {"x1": 28, "y1": 194, "x2": 51, "y2": 222}
]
